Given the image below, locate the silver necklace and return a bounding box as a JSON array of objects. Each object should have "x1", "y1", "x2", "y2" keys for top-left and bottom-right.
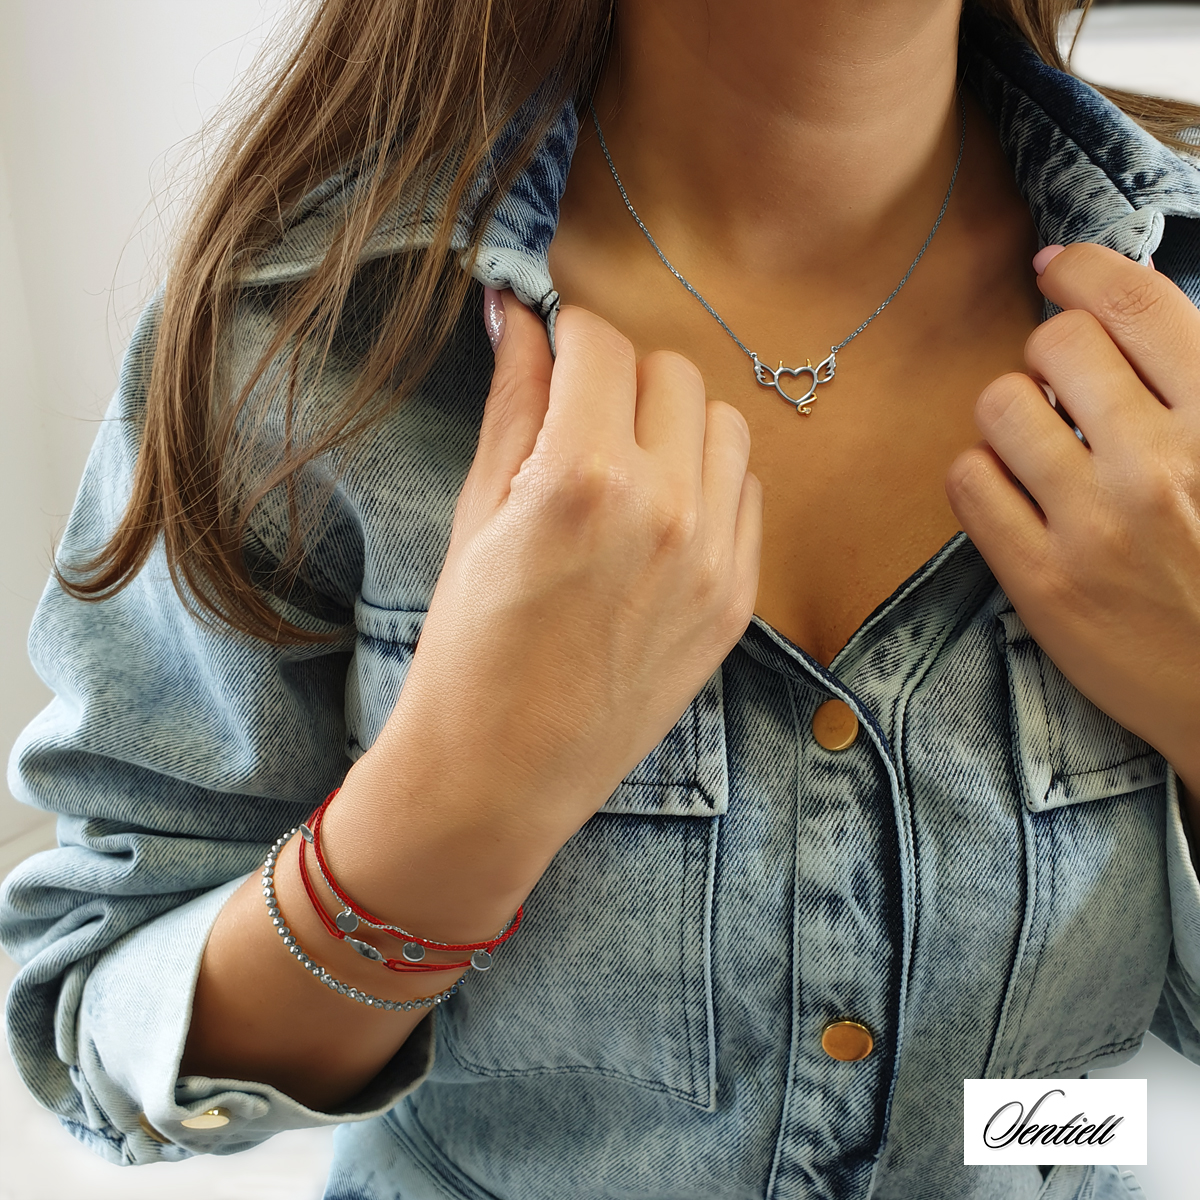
[{"x1": 590, "y1": 100, "x2": 967, "y2": 416}]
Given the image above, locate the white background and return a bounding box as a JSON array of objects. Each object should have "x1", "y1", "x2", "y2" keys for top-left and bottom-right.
[{"x1": 1, "y1": 3, "x2": 1199, "y2": 1197}]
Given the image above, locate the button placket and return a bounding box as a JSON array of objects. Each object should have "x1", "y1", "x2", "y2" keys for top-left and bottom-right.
[{"x1": 764, "y1": 677, "x2": 903, "y2": 1200}]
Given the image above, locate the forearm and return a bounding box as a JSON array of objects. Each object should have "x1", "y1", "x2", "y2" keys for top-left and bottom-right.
[
  {"x1": 180, "y1": 703, "x2": 589, "y2": 1112},
  {"x1": 181, "y1": 827, "x2": 454, "y2": 1113}
]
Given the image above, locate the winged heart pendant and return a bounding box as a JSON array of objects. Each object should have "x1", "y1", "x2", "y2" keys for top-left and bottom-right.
[{"x1": 752, "y1": 350, "x2": 837, "y2": 415}]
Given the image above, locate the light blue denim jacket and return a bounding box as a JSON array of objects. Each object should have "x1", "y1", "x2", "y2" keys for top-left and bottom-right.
[{"x1": 5, "y1": 12, "x2": 1200, "y2": 1200}]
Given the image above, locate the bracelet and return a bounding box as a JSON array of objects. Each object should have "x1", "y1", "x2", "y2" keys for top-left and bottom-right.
[
  {"x1": 298, "y1": 830, "x2": 475, "y2": 973},
  {"x1": 301, "y1": 790, "x2": 522, "y2": 970},
  {"x1": 261, "y1": 829, "x2": 466, "y2": 1011}
]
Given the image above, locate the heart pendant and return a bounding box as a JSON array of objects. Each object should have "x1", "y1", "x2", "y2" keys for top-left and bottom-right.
[
  {"x1": 753, "y1": 352, "x2": 837, "y2": 415},
  {"x1": 772, "y1": 364, "x2": 819, "y2": 411}
]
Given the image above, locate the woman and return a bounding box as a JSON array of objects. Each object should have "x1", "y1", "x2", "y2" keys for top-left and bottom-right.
[{"x1": 3, "y1": 0, "x2": 1200, "y2": 1196}]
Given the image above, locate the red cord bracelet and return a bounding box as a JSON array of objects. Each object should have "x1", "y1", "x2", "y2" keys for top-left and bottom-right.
[
  {"x1": 298, "y1": 790, "x2": 522, "y2": 972},
  {"x1": 298, "y1": 833, "x2": 471, "y2": 973}
]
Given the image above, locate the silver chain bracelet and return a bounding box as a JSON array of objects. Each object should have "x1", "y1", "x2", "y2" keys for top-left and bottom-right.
[{"x1": 261, "y1": 828, "x2": 466, "y2": 1012}]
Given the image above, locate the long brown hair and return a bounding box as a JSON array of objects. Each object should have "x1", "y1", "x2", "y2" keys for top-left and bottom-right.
[{"x1": 61, "y1": 0, "x2": 1200, "y2": 643}]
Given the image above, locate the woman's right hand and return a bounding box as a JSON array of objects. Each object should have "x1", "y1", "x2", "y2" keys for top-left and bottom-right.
[
  {"x1": 335, "y1": 289, "x2": 762, "y2": 935},
  {"x1": 183, "y1": 291, "x2": 760, "y2": 1109}
]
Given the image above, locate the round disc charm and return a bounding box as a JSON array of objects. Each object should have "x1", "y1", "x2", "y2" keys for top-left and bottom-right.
[
  {"x1": 335, "y1": 909, "x2": 359, "y2": 933},
  {"x1": 402, "y1": 942, "x2": 426, "y2": 962},
  {"x1": 470, "y1": 949, "x2": 493, "y2": 972}
]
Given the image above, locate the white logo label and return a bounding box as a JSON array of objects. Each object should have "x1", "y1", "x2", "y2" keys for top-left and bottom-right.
[{"x1": 963, "y1": 1079, "x2": 1146, "y2": 1165}]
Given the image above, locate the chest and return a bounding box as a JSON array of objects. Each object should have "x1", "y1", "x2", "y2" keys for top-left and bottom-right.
[{"x1": 548, "y1": 235, "x2": 1044, "y2": 664}]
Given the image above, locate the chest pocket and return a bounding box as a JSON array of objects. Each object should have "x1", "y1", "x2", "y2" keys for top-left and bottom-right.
[
  {"x1": 986, "y1": 608, "x2": 1171, "y2": 1081},
  {"x1": 347, "y1": 597, "x2": 726, "y2": 1110}
]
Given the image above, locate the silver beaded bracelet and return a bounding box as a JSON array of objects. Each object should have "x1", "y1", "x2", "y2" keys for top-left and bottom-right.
[{"x1": 261, "y1": 828, "x2": 466, "y2": 1012}]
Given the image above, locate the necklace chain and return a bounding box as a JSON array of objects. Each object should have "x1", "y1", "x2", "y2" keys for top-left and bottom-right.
[{"x1": 589, "y1": 99, "x2": 967, "y2": 415}]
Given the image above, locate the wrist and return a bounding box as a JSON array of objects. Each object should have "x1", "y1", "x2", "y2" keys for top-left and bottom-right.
[
  {"x1": 262, "y1": 832, "x2": 468, "y2": 1002},
  {"x1": 318, "y1": 755, "x2": 549, "y2": 947},
  {"x1": 330, "y1": 685, "x2": 616, "y2": 940}
]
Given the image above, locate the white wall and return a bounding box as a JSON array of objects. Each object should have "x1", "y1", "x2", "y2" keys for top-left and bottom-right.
[
  {"x1": 0, "y1": 123, "x2": 52, "y2": 847},
  {"x1": 0, "y1": 3, "x2": 338, "y2": 1194},
  {"x1": 1067, "y1": 2, "x2": 1200, "y2": 100},
  {"x1": 0, "y1": 3, "x2": 1199, "y2": 1199},
  {"x1": 0, "y1": 0, "x2": 292, "y2": 853}
]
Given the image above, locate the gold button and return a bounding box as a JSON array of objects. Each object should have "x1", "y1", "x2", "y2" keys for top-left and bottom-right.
[
  {"x1": 180, "y1": 1106, "x2": 231, "y2": 1130},
  {"x1": 812, "y1": 699, "x2": 859, "y2": 751},
  {"x1": 821, "y1": 1020, "x2": 874, "y2": 1062},
  {"x1": 137, "y1": 1112, "x2": 172, "y2": 1144}
]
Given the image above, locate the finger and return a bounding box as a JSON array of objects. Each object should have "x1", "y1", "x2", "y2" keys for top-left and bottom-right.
[
  {"x1": 729, "y1": 465, "x2": 758, "y2": 578},
  {"x1": 634, "y1": 349, "x2": 707, "y2": 474},
  {"x1": 974, "y1": 371, "x2": 1090, "y2": 514},
  {"x1": 470, "y1": 289, "x2": 553, "y2": 490},
  {"x1": 946, "y1": 442, "x2": 1051, "y2": 579},
  {"x1": 701, "y1": 400, "x2": 753, "y2": 542},
  {"x1": 731, "y1": 469, "x2": 764, "y2": 616},
  {"x1": 1024, "y1": 308, "x2": 1161, "y2": 449},
  {"x1": 541, "y1": 304, "x2": 638, "y2": 453},
  {"x1": 1036, "y1": 243, "x2": 1200, "y2": 409}
]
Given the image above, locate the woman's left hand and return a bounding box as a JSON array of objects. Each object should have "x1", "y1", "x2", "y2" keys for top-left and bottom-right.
[{"x1": 946, "y1": 242, "x2": 1200, "y2": 798}]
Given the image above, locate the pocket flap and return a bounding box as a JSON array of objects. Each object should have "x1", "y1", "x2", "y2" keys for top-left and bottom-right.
[
  {"x1": 598, "y1": 668, "x2": 729, "y2": 818},
  {"x1": 998, "y1": 609, "x2": 1166, "y2": 811}
]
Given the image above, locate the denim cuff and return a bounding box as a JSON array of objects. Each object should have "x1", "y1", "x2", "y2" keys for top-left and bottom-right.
[{"x1": 75, "y1": 875, "x2": 436, "y2": 1163}]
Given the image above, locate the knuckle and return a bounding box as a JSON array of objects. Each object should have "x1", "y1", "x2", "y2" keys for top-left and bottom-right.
[
  {"x1": 1100, "y1": 275, "x2": 1163, "y2": 325},
  {"x1": 557, "y1": 305, "x2": 636, "y2": 371},
  {"x1": 649, "y1": 496, "x2": 701, "y2": 552},
  {"x1": 945, "y1": 447, "x2": 988, "y2": 501},
  {"x1": 551, "y1": 452, "x2": 628, "y2": 514},
  {"x1": 641, "y1": 348, "x2": 705, "y2": 396},
  {"x1": 973, "y1": 374, "x2": 1031, "y2": 429},
  {"x1": 1105, "y1": 430, "x2": 1193, "y2": 518},
  {"x1": 707, "y1": 399, "x2": 751, "y2": 447},
  {"x1": 1134, "y1": 457, "x2": 1185, "y2": 516},
  {"x1": 1025, "y1": 308, "x2": 1097, "y2": 362}
]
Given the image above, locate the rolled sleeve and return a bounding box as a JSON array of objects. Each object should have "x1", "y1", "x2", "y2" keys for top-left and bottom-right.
[
  {"x1": 0, "y1": 291, "x2": 416, "y2": 1165},
  {"x1": 68, "y1": 875, "x2": 434, "y2": 1163}
]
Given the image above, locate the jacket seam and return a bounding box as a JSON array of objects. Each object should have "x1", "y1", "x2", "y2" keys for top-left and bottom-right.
[
  {"x1": 436, "y1": 1049, "x2": 710, "y2": 1107},
  {"x1": 1017, "y1": 1034, "x2": 1145, "y2": 1078}
]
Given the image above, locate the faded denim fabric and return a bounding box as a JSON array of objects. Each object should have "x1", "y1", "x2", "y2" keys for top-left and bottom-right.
[{"x1": 4, "y1": 10, "x2": 1200, "y2": 1199}]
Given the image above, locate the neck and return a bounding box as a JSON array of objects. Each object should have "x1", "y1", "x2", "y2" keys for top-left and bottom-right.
[{"x1": 583, "y1": 0, "x2": 967, "y2": 275}]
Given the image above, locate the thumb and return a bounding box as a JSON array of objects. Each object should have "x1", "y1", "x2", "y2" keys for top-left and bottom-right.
[{"x1": 466, "y1": 287, "x2": 553, "y2": 507}]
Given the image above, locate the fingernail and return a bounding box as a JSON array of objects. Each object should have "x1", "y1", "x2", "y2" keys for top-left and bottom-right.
[
  {"x1": 484, "y1": 286, "x2": 505, "y2": 353},
  {"x1": 1032, "y1": 245, "x2": 1066, "y2": 276},
  {"x1": 1148, "y1": 255, "x2": 1156, "y2": 271},
  {"x1": 1040, "y1": 381, "x2": 1057, "y2": 408}
]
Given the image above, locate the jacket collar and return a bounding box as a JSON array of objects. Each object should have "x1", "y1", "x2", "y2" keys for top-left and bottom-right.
[
  {"x1": 243, "y1": 8, "x2": 1200, "y2": 332},
  {"x1": 962, "y1": 7, "x2": 1200, "y2": 266}
]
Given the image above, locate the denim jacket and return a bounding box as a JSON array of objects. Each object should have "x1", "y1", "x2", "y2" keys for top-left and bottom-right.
[{"x1": 4, "y1": 12, "x2": 1200, "y2": 1200}]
